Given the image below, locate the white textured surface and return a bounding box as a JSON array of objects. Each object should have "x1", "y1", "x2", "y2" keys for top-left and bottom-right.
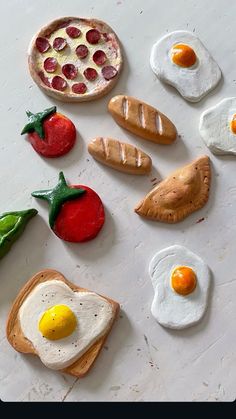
[{"x1": 0, "y1": 0, "x2": 236, "y2": 402}]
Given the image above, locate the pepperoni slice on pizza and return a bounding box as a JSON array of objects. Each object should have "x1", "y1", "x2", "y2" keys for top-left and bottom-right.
[{"x1": 28, "y1": 17, "x2": 123, "y2": 102}]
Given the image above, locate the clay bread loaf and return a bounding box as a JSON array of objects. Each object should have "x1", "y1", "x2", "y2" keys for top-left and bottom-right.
[
  {"x1": 88, "y1": 137, "x2": 152, "y2": 174},
  {"x1": 108, "y1": 95, "x2": 177, "y2": 144},
  {"x1": 6, "y1": 269, "x2": 119, "y2": 378}
]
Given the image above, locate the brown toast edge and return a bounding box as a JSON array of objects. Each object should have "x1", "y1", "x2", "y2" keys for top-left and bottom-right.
[{"x1": 6, "y1": 269, "x2": 120, "y2": 377}]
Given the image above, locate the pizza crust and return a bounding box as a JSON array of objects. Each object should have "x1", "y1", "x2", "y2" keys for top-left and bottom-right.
[
  {"x1": 6, "y1": 269, "x2": 119, "y2": 377},
  {"x1": 135, "y1": 155, "x2": 211, "y2": 223},
  {"x1": 28, "y1": 17, "x2": 123, "y2": 102}
]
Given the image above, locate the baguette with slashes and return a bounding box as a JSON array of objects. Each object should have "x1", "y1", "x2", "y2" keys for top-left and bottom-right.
[
  {"x1": 88, "y1": 137, "x2": 152, "y2": 174},
  {"x1": 108, "y1": 95, "x2": 177, "y2": 144}
]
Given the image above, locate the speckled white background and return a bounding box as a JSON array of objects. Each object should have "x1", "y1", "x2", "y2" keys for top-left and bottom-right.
[{"x1": 0, "y1": 0, "x2": 235, "y2": 402}]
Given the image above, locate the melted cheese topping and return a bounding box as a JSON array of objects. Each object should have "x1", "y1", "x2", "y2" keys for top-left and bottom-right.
[{"x1": 32, "y1": 20, "x2": 121, "y2": 96}]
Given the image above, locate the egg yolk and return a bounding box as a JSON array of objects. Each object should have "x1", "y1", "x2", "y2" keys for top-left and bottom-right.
[
  {"x1": 171, "y1": 266, "x2": 197, "y2": 296},
  {"x1": 39, "y1": 304, "x2": 77, "y2": 340},
  {"x1": 171, "y1": 44, "x2": 197, "y2": 68},
  {"x1": 230, "y1": 114, "x2": 236, "y2": 134}
]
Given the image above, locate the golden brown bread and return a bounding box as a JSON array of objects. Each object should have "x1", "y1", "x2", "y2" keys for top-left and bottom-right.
[
  {"x1": 108, "y1": 95, "x2": 177, "y2": 144},
  {"x1": 6, "y1": 269, "x2": 119, "y2": 378},
  {"x1": 88, "y1": 137, "x2": 152, "y2": 175},
  {"x1": 135, "y1": 155, "x2": 211, "y2": 223}
]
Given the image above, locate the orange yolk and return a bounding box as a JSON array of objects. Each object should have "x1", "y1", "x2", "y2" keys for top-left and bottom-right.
[
  {"x1": 230, "y1": 114, "x2": 236, "y2": 134},
  {"x1": 171, "y1": 44, "x2": 197, "y2": 68},
  {"x1": 171, "y1": 266, "x2": 197, "y2": 296}
]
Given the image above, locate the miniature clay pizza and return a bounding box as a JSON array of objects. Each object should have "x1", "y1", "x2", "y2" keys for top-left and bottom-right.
[
  {"x1": 135, "y1": 155, "x2": 211, "y2": 223},
  {"x1": 108, "y1": 95, "x2": 177, "y2": 144},
  {"x1": 28, "y1": 17, "x2": 123, "y2": 102},
  {"x1": 0, "y1": 209, "x2": 37, "y2": 259},
  {"x1": 150, "y1": 31, "x2": 221, "y2": 102},
  {"x1": 88, "y1": 137, "x2": 152, "y2": 175},
  {"x1": 149, "y1": 245, "x2": 211, "y2": 329},
  {"x1": 21, "y1": 106, "x2": 76, "y2": 157},
  {"x1": 199, "y1": 97, "x2": 236, "y2": 156},
  {"x1": 6, "y1": 269, "x2": 119, "y2": 377},
  {"x1": 32, "y1": 172, "x2": 105, "y2": 242}
]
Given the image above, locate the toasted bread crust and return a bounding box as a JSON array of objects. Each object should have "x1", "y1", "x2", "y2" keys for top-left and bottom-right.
[
  {"x1": 28, "y1": 17, "x2": 123, "y2": 102},
  {"x1": 135, "y1": 156, "x2": 211, "y2": 223},
  {"x1": 6, "y1": 269, "x2": 119, "y2": 377},
  {"x1": 108, "y1": 95, "x2": 177, "y2": 144},
  {"x1": 88, "y1": 137, "x2": 152, "y2": 174}
]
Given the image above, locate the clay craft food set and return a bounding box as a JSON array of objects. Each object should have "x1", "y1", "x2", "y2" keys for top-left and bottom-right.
[{"x1": 5, "y1": 16, "x2": 230, "y2": 377}]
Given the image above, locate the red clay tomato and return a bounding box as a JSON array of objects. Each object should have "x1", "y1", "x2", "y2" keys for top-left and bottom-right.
[
  {"x1": 54, "y1": 185, "x2": 105, "y2": 242},
  {"x1": 31, "y1": 172, "x2": 105, "y2": 243},
  {"x1": 21, "y1": 106, "x2": 76, "y2": 158}
]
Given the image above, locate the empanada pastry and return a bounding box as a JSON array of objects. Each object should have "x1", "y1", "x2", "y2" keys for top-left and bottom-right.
[
  {"x1": 135, "y1": 155, "x2": 211, "y2": 223},
  {"x1": 88, "y1": 137, "x2": 152, "y2": 174}
]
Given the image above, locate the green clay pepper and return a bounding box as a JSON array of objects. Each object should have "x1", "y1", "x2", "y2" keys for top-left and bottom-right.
[{"x1": 0, "y1": 209, "x2": 38, "y2": 259}]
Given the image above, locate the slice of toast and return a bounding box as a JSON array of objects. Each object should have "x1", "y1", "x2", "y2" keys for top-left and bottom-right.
[{"x1": 6, "y1": 269, "x2": 120, "y2": 377}]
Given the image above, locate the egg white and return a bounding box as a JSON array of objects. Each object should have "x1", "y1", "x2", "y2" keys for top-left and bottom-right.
[
  {"x1": 19, "y1": 280, "x2": 113, "y2": 370},
  {"x1": 150, "y1": 31, "x2": 221, "y2": 102},
  {"x1": 199, "y1": 97, "x2": 236, "y2": 155},
  {"x1": 149, "y1": 245, "x2": 211, "y2": 329}
]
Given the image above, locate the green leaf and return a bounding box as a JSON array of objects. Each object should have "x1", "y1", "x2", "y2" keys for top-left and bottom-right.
[
  {"x1": 32, "y1": 172, "x2": 85, "y2": 228},
  {"x1": 21, "y1": 106, "x2": 57, "y2": 139}
]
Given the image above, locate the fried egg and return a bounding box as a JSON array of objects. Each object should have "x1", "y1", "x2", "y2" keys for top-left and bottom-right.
[
  {"x1": 199, "y1": 97, "x2": 236, "y2": 155},
  {"x1": 19, "y1": 280, "x2": 113, "y2": 370},
  {"x1": 150, "y1": 31, "x2": 221, "y2": 102},
  {"x1": 149, "y1": 245, "x2": 211, "y2": 329}
]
